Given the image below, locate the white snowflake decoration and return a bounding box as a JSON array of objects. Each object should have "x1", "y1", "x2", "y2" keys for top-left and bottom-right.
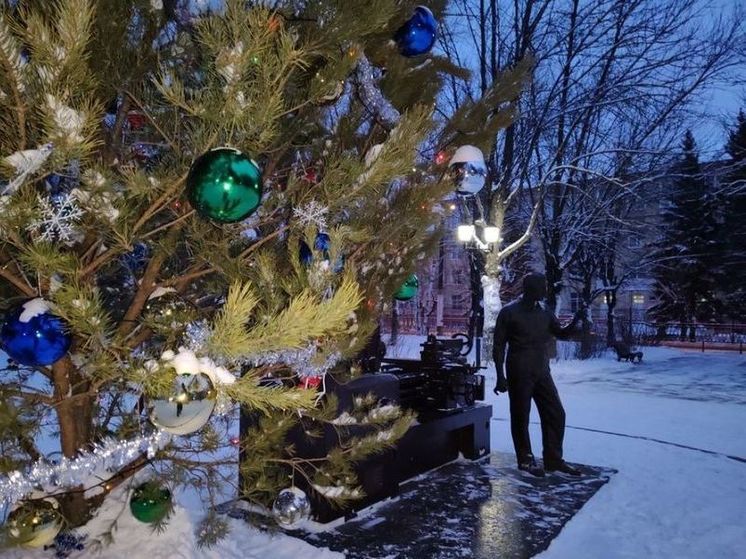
[
  {"x1": 292, "y1": 200, "x2": 329, "y2": 230},
  {"x1": 27, "y1": 193, "x2": 84, "y2": 244}
]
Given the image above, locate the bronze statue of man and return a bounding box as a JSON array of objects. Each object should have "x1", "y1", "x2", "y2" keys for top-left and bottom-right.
[{"x1": 493, "y1": 273, "x2": 584, "y2": 477}]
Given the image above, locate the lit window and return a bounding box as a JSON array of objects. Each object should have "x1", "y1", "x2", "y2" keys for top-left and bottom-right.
[{"x1": 632, "y1": 294, "x2": 645, "y2": 305}]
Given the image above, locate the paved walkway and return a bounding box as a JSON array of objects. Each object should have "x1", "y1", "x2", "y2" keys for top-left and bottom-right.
[{"x1": 237, "y1": 454, "x2": 614, "y2": 559}]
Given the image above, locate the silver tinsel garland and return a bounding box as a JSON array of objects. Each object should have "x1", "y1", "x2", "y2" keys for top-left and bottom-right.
[
  {"x1": 184, "y1": 321, "x2": 341, "y2": 379},
  {"x1": 241, "y1": 344, "x2": 342, "y2": 379},
  {"x1": 0, "y1": 431, "x2": 170, "y2": 509},
  {"x1": 354, "y1": 55, "x2": 400, "y2": 130}
]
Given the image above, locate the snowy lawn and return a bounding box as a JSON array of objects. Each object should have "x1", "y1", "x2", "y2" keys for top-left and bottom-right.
[{"x1": 483, "y1": 345, "x2": 746, "y2": 559}]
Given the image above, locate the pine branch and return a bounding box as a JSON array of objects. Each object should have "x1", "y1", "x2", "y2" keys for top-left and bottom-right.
[
  {"x1": 0, "y1": 263, "x2": 36, "y2": 296},
  {"x1": 117, "y1": 226, "x2": 182, "y2": 338}
]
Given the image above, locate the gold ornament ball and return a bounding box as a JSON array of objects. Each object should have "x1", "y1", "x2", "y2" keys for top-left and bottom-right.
[{"x1": 6, "y1": 499, "x2": 63, "y2": 549}]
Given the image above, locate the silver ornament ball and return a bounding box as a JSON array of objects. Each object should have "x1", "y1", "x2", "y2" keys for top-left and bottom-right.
[
  {"x1": 448, "y1": 145, "x2": 487, "y2": 194},
  {"x1": 272, "y1": 487, "x2": 311, "y2": 527},
  {"x1": 149, "y1": 373, "x2": 217, "y2": 435}
]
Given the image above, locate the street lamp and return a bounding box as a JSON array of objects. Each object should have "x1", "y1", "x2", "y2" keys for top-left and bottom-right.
[
  {"x1": 483, "y1": 226, "x2": 500, "y2": 244},
  {"x1": 456, "y1": 220, "x2": 500, "y2": 251},
  {"x1": 457, "y1": 224, "x2": 476, "y2": 243}
]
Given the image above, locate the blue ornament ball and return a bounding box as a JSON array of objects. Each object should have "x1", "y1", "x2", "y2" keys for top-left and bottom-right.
[
  {"x1": 300, "y1": 232, "x2": 331, "y2": 266},
  {"x1": 394, "y1": 6, "x2": 437, "y2": 57},
  {"x1": 314, "y1": 232, "x2": 331, "y2": 253},
  {"x1": 1, "y1": 299, "x2": 71, "y2": 366},
  {"x1": 121, "y1": 242, "x2": 151, "y2": 274}
]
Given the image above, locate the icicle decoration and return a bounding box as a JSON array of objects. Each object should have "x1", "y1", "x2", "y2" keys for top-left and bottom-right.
[
  {"x1": 354, "y1": 55, "x2": 400, "y2": 129},
  {"x1": 0, "y1": 431, "x2": 170, "y2": 508}
]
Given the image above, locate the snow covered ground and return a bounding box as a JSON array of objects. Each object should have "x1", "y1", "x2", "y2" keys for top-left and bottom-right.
[
  {"x1": 487, "y1": 345, "x2": 746, "y2": 559},
  {"x1": 2, "y1": 341, "x2": 745, "y2": 558},
  {"x1": 387, "y1": 337, "x2": 746, "y2": 558}
]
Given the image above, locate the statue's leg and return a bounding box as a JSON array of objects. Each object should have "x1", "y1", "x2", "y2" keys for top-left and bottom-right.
[{"x1": 533, "y1": 373, "x2": 566, "y2": 468}]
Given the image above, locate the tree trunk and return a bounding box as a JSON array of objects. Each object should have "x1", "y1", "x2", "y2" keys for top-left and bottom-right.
[
  {"x1": 578, "y1": 275, "x2": 593, "y2": 359},
  {"x1": 545, "y1": 253, "x2": 563, "y2": 313},
  {"x1": 606, "y1": 291, "x2": 617, "y2": 346},
  {"x1": 52, "y1": 357, "x2": 97, "y2": 527},
  {"x1": 390, "y1": 301, "x2": 399, "y2": 346},
  {"x1": 480, "y1": 273, "x2": 502, "y2": 361}
]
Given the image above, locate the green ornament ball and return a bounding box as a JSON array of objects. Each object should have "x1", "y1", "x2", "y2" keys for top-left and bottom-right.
[
  {"x1": 394, "y1": 274, "x2": 419, "y2": 301},
  {"x1": 6, "y1": 499, "x2": 63, "y2": 549},
  {"x1": 130, "y1": 482, "x2": 172, "y2": 524},
  {"x1": 186, "y1": 147, "x2": 262, "y2": 223}
]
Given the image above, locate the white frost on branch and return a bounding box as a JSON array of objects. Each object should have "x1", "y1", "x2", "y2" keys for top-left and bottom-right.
[
  {"x1": 148, "y1": 286, "x2": 177, "y2": 300},
  {"x1": 161, "y1": 348, "x2": 237, "y2": 386},
  {"x1": 311, "y1": 485, "x2": 362, "y2": 499},
  {"x1": 46, "y1": 95, "x2": 85, "y2": 144},
  {"x1": 330, "y1": 412, "x2": 358, "y2": 425},
  {"x1": 3, "y1": 144, "x2": 53, "y2": 195},
  {"x1": 217, "y1": 42, "x2": 244, "y2": 85},
  {"x1": 71, "y1": 188, "x2": 120, "y2": 223}
]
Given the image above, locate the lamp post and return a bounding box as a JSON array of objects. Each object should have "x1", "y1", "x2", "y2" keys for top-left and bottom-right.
[
  {"x1": 456, "y1": 219, "x2": 500, "y2": 367},
  {"x1": 456, "y1": 219, "x2": 501, "y2": 252}
]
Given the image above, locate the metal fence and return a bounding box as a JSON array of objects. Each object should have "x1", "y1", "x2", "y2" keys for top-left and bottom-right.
[
  {"x1": 383, "y1": 313, "x2": 469, "y2": 336},
  {"x1": 617, "y1": 320, "x2": 746, "y2": 352}
]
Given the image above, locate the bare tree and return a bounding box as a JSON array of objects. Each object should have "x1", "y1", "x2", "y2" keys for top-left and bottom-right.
[{"x1": 440, "y1": 0, "x2": 744, "y2": 358}]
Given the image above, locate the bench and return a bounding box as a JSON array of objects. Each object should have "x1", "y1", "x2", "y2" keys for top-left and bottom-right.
[{"x1": 611, "y1": 342, "x2": 643, "y2": 363}]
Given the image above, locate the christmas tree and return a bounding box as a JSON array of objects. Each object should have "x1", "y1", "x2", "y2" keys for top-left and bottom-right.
[
  {"x1": 651, "y1": 131, "x2": 724, "y2": 336},
  {"x1": 723, "y1": 109, "x2": 746, "y2": 320},
  {"x1": 0, "y1": 0, "x2": 525, "y2": 549}
]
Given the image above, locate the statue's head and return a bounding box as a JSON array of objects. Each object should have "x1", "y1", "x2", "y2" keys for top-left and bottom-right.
[{"x1": 523, "y1": 273, "x2": 547, "y2": 303}]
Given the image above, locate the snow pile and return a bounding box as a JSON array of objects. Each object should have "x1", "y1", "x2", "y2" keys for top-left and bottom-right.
[{"x1": 0, "y1": 492, "x2": 343, "y2": 559}]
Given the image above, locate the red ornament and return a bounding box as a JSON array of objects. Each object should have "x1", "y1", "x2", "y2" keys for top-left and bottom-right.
[
  {"x1": 268, "y1": 15, "x2": 282, "y2": 32},
  {"x1": 127, "y1": 111, "x2": 147, "y2": 131},
  {"x1": 434, "y1": 150, "x2": 448, "y2": 165},
  {"x1": 303, "y1": 168, "x2": 318, "y2": 184},
  {"x1": 302, "y1": 376, "x2": 323, "y2": 389}
]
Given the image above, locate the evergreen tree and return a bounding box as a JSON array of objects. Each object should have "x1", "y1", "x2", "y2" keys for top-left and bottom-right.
[
  {"x1": 723, "y1": 109, "x2": 746, "y2": 319},
  {"x1": 0, "y1": 0, "x2": 525, "y2": 548},
  {"x1": 651, "y1": 131, "x2": 724, "y2": 335}
]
